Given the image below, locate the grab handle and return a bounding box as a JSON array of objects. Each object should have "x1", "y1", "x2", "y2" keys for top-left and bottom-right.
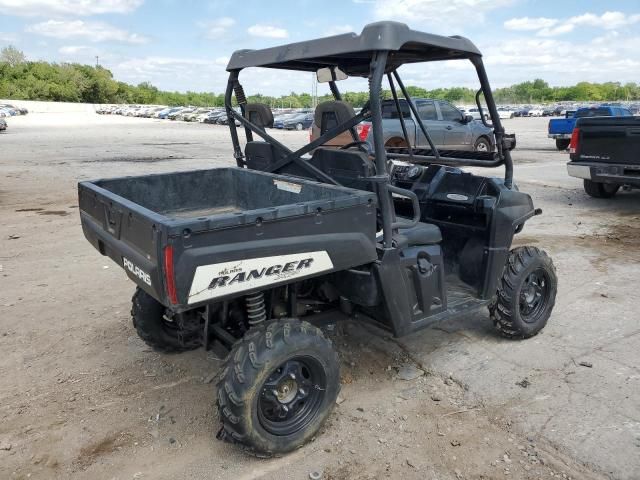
[{"x1": 387, "y1": 184, "x2": 420, "y2": 229}]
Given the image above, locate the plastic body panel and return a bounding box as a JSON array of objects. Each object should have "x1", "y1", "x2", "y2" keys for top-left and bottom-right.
[{"x1": 79, "y1": 167, "x2": 378, "y2": 311}]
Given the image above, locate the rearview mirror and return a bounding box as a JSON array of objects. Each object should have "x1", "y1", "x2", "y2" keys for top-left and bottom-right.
[
  {"x1": 317, "y1": 67, "x2": 348, "y2": 83},
  {"x1": 462, "y1": 114, "x2": 474, "y2": 124}
]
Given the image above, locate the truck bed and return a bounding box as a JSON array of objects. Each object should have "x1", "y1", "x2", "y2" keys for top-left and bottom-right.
[{"x1": 79, "y1": 167, "x2": 378, "y2": 310}]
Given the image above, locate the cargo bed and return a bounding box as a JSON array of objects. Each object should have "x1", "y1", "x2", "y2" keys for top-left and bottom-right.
[{"x1": 79, "y1": 167, "x2": 378, "y2": 310}]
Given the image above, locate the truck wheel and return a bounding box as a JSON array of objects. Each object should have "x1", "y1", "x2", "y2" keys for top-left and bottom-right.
[
  {"x1": 474, "y1": 137, "x2": 491, "y2": 152},
  {"x1": 490, "y1": 246, "x2": 557, "y2": 339},
  {"x1": 131, "y1": 287, "x2": 199, "y2": 353},
  {"x1": 216, "y1": 319, "x2": 340, "y2": 456},
  {"x1": 583, "y1": 180, "x2": 619, "y2": 198},
  {"x1": 555, "y1": 139, "x2": 570, "y2": 150}
]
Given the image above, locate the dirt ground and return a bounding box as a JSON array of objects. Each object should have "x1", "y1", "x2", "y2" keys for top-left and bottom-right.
[{"x1": 0, "y1": 112, "x2": 637, "y2": 480}]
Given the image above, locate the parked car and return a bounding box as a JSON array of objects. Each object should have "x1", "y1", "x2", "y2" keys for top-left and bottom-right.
[
  {"x1": 497, "y1": 107, "x2": 515, "y2": 119},
  {"x1": 354, "y1": 98, "x2": 494, "y2": 152},
  {"x1": 548, "y1": 105, "x2": 632, "y2": 150},
  {"x1": 567, "y1": 116, "x2": 640, "y2": 197},
  {"x1": 0, "y1": 117, "x2": 7, "y2": 131},
  {"x1": 0, "y1": 103, "x2": 27, "y2": 115},
  {"x1": 273, "y1": 113, "x2": 299, "y2": 129},
  {"x1": 283, "y1": 113, "x2": 314, "y2": 130}
]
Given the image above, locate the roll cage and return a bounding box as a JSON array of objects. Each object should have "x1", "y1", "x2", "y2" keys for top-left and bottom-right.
[{"x1": 223, "y1": 21, "x2": 515, "y2": 249}]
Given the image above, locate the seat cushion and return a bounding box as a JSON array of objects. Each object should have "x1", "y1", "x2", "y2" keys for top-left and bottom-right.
[{"x1": 401, "y1": 222, "x2": 442, "y2": 245}]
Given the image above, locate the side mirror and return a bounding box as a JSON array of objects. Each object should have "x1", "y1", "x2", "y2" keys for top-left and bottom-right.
[
  {"x1": 462, "y1": 114, "x2": 474, "y2": 124},
  {"x1": 317, "y1": 66, "x2": 348, "y2": 83}
]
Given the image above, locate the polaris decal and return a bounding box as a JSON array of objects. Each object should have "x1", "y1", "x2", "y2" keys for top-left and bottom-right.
[
  {"x1": 123, "y1": 257, "x2": 152, "y2": 286},
  {"x1": 187, "y1": 251, "x2": 333, "y2": 304}
]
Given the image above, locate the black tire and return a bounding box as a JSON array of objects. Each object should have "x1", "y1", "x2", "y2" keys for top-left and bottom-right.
[
  {"x1": 490, "y1": 246, "x2": 557, "y2": 339},
  {"x1": 583, "y1": 180, "x2": 619, "y2": 198},
  {"x1": 555, "y1": 139, "x2": 570, "y2": 150},
  {"x1": 216, "y1": 319, "x2": 340, "y2": 456},
  {"x1": 474, "y1": 137, "x2": 491, "y2": 152},
  {"x1": 131, "y1": 287, "x2": 199, "y2": 353}
]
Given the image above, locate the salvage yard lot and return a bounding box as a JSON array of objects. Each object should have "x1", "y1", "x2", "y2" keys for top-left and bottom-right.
[{"x1": 0, "y1": 112, "x2": 638, "y2": 480}]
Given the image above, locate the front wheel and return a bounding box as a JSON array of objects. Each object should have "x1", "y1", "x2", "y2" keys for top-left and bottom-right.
[
  {"x1": 295, "y1": 122, "x2": 303, "y2": 131},
  {"x1": 555, "y1": 138, "x2": 570, "y2": 150},
  {"x1": 216, "y1": 319, "x2": 340, "y2": 456},
  {"x1": 490, "y1": 247, "x2": 557, "y2": 339},
  {"x1": 583, "y1": 180, "x2": 619, "y2": 198},
  {"x1": 474, "y1": 137, "x2": 491, "y2": 152}
]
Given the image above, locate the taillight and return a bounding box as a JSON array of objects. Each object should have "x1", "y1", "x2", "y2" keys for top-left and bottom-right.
[
  {"x1": 569, "y1": 128, "x2": 580, "y2": 154},
  {"x1": 163, "y1": 245, "x2": 178, "y2": 305},
  {"x1": 356, "y1": 123, "x2": 371, "y2": 141}
]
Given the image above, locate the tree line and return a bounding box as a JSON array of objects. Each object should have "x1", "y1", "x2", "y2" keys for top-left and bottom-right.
[{"x1": 2, "y1": 46, "x2": 639, "y2": 107}]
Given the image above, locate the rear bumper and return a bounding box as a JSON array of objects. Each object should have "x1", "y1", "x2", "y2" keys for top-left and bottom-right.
[
  {"x1": 567, "y1": 162, "x2": 640, "y2": 186},
  {"x1": 548, "y1": 133, "x2": 571, "y2": 139}
]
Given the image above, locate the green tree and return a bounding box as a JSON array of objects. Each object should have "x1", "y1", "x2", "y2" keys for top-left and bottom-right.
[{"x1": 0, "y1": 45, "x2": 26, "y2": 67}]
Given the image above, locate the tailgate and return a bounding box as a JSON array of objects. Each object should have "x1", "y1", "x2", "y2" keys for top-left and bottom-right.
[
  {"x1": 548, "y1": 118, "x2": 574, "y2": 134},
  {"x1": 575, "y1": 117, "x2": 640, "y2": 166},
  {"x1": 78, "y1": 181, "x2": 167, "y2": 302}
]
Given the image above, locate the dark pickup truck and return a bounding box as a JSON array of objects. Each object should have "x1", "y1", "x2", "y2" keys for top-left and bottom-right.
[{"x1": 567, "y1": 116, "x2": 640, "y2": 198}]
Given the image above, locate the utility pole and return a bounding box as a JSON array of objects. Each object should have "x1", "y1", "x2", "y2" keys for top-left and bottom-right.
[
  {"x1": 95, "y1": 56, "x2": 99, "y2": 67},
  {"x1": 311, "y1": 72, "x2": 318, "y2": 109}
]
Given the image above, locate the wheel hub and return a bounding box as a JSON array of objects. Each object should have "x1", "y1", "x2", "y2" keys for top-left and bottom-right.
[
  {"x1": 258, "y1": 357, "x2": 325, "y2": 436},
  {"x1": 275, "y1": 376, "x2": 298, "y2": 404},
  {"x1": 519, "y1": 268, "x2": 550, "y2": 323}
]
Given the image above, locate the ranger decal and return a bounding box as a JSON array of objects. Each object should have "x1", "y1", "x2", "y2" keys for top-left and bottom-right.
[{"x1": 187, "y1": 251, "x2": 333, "y2": 304}]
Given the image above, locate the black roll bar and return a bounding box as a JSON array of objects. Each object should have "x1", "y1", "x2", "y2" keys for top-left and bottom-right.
[
  {"x1": 470, "y1": 57, "x2": 514, "y2": 188},
  {"x1": 387, "y1": 73, "x2": 414, "y2": 160},
  {"x1": 392, "y1": 70, "x2": 440, "y2": 161}
]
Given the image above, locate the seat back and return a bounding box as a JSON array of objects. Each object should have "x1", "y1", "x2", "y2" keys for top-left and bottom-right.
[
  {"x1": 311, "y1": 101, "x2": 357, "y2": 147},
  {"x1": 309, "y1": 148, "x2": 374, "y2": 191},
  {"x1": 244, "y1": 103, "x2": 274, "y2": 128}
]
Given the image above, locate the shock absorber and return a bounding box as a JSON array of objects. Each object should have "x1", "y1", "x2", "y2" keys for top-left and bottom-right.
[{"x1": 245, "y1": 291, "x2": 266, "y2": 326}]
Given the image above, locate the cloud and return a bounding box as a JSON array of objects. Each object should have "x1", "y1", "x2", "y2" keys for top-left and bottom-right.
[
  {"x1": 0, "y1": 0, "x2": 143, "y2": 17},
  {"x1": 199, "y1": 17, "x2": 235, "y2": 40},
  {"x1": 59, "y1": 45, "x2": 93, "y2": 54},
  {"x1": 504, "y1": 11, "x2": 640, "y2": 38},
  {"x1": 27, "y1": 20, "x2": 148, "y2": 44},
  {"x1": 504, "y1": 17, "x2": 558, "y2": 31},
  {"x1": 372, "y1": 0, "x2": 513, "y2": 27},
  {"x1": 0, "y1": 32, "x2": 19, "y2": 42},
  {"x1": 247, "y1": 24, "x2": 288, "y2": 39}
]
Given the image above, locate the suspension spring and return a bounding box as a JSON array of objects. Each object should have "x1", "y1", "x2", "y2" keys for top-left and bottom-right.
[
  {"x1": 233, "y1": 81, "x2": 247, "y2": 105},
  {"x1": 245, "y1": 291, "x2": 266, "y2": 326}
]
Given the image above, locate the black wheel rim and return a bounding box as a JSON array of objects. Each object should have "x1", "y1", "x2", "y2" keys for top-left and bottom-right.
[
  {"x1": 257, "y1": 356, "x2": 326, "y2": 436},
  {"x1": 519, "y1": 268, "x2": 550, "y2": 323}
]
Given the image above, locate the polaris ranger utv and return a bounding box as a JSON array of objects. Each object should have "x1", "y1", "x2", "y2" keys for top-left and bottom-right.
[{"x1": 78, "y1": 22, "x2": 557, "y2": 455}]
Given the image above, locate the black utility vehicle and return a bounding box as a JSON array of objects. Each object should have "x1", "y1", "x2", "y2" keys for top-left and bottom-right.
[
  {"x1": 567, "y1": 116, "x2": 640, "y2": 198},
  {"x1": 78, "y1": 22, "x2": 557, "y2": 455}
]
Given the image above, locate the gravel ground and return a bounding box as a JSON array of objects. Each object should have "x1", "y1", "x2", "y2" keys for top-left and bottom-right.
[{"x1": 0, "y1": 112, "x2": 637, "y2": 480}]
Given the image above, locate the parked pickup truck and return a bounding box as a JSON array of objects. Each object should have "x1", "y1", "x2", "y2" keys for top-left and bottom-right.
[
  {"x1": 548, "y1": 106, "x2": 632, "y2": 150},
  {"x1": 567, "y1": 116, "x2": 640, "y2": 198},
  {"x1": 370, "y1": 98, "x2": 495, "y2": 151}
]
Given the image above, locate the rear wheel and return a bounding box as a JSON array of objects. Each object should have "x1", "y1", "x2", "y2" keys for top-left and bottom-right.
[
  {"x1": 216, "y1": 319, "x2": 340, "y2": 456},
  {"x1": 583, "y1": 180, "x2": 619, "y2": 198},
  {"x1": 131, "y1": 287, "x2": 200, "y2": 353},
  {"x1": 490, "y1": 247, "x2": 557, "y2": 339},
  {"x1": 295, "y1": 123, "x2": 303, "y2": 131},
  {"x1": 555, "y1": 139, "x2": 570, "y2": 150}
]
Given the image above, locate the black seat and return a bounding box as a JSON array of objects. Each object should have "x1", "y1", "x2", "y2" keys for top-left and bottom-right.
[
  {"x1": 244, "y1": 103, "x2": 274, "y2": 128},
  {"x1": 402, "y1": 222, "x2": 442, "y2": 245},
  {"x1": 314, "y1": 101, "x2": 356, "y2": 134}
]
